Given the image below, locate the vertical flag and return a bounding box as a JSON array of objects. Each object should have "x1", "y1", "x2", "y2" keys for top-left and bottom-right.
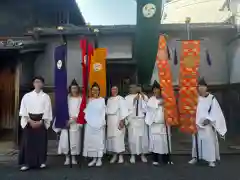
[
  {"x1": 88, "y1": 48, "x2": 107, "y2": 98},
  {"x1": 166, "y1": 46, "x2": 171, "y2": 60},
  {"x1": 135, "y1": 0, "x2": 162, "y2": 84},
  {"x1": 77, "y1": 39, "x2": 94, "y2": 125},
  {"x1": 178, "y1": 40, "x2": 201, "y2": 134},
  {"x1": 174, "y1": 48, "x2": 178, "y2": 65},
  {"x1": 156, "y1": 35, "x2": 179, "y2": 126},
  {"x1": 54, "y1": 44, "x2": 69, "y2": 128},
  {"x1": 205, "y1": 49, "x2": 212, "y2": 66}
]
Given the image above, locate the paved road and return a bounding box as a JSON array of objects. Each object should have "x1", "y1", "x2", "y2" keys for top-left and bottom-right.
[{"x1": 0, "y1": 155, "x2": 239, "y2": 180}]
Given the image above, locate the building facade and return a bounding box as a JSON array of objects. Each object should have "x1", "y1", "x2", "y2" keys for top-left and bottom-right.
[
  {"x1": 0, "y1": 0, "x2": 85, "y2": 144},
  {"x1": 161, "y1": 0, "x2": 232, "y2": 23},
  {"x1": 1, "y1": 1, "x2": 240, "y2": 147}
]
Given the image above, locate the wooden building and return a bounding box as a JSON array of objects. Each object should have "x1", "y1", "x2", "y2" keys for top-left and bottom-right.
[
  {"x1": 0, "y1": 0, "x2": 85, "y2": 145},
  {"x1": 21, "y1": 23, "x2": 239, "y2": 137},
  {"x1": 1, "y1": 0, "x2": 240, "y2": 149}
]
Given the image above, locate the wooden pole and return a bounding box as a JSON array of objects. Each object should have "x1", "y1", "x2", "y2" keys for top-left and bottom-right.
[
  {"x1": 186, "y1": 18, "x2": 199, "y2": 162},
  {"x1": 14, "y1": 60, "x2": 21, "y2": 147},
  {"x1": 164, "y1": 122, "x2": 173, "y2": 164},
  {"x1": 63, "y1": 35, "x2": 73, "y2": 168},
  {"x1": 79, "y1": 39, "x2": 89, "y2": 168}
]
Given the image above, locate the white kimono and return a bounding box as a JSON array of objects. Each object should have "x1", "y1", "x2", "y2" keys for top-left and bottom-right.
[
  {"x1": 106, "y1": 95, "x2": 129, "y2": 153},
  {"x1": 145, "y1": 96, "x2": 171, "y2": 154},
  {"x1": 19, "y1": 90, "x2": 52, "y2": 167},
  {"x1": 192, "y1": 94, "x2": 227, "y2": 162},
  {"x1": 20, "y1": 90, "x2": 52, "y2": 129},
  {"x1": 125, "y1": 94, "x2": 149, "y2": 155},
  {"x1": 83, "y1": 97, "x2": 106, "y2": 158},
  {"x1": 57, "y1": 96, "x2": 82, "y2": 155}
]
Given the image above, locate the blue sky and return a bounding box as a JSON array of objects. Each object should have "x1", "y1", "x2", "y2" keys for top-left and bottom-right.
[{"x1": 76, "y1": 0, "x2": 165, "y2": 25}]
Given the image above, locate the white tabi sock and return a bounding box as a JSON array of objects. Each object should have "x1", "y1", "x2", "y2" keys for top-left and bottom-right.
[
  {"x1": 141, "y1": 154, "x2": 147, "y2": 163},
  {"x1": 208, "y1": 162, "x2": 216, "y2": 167},
  {"x1": 110, "y1": 154, "x2": 117, "y2": 164},
  {"x1": 88, "y1": 158, "x2": 97, "y2": 167},
  {"x1": 118, "y1": 155, "x2": 124, "y2": 164},
  {"x1": 130, "y1": 155, "x2": 136, "y2": 164},
  {"x1": 188, "y1": 158, "x2": 197, "y2": 165},
  {"x1": 72, "y1": 155, "x2": 77, "y2": 165},
  {"x1": 64, "y1": 156, "x2": 70, "y2": 165},
  {"x1": 20, "y1": 166, "x2": 29, "y2": 171},
  {"x1": 96, "y1": 158, "x2": 102, "y2": 167}
]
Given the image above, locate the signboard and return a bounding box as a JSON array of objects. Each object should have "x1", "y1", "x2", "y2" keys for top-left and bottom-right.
[{"x1": 0, "y1": 38, "x2": 23, "y2": 47}]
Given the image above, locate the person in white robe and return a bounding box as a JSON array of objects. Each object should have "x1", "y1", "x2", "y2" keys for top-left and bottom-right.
[
  {"x1": 145, "y1": 81, "x2": 171, "y2": 166},
  {"x1": 83, "y1": 82, "x2": 106, "y2": 167},
  {"x1": 189, "y1": 78, "x2": 227, "y2": 167},
  {"x1": 125, "y1": 84, "x2": 149, "y2": 164},
  {"x1": 19, "y1": 76, "x2": 52, "y2": 171},
  {"x1": 106, "y1": 86, "x2": 129, "y2": 164},
  {"x1": 53, "y1": 79, "x2": 82, "y2": 165}
]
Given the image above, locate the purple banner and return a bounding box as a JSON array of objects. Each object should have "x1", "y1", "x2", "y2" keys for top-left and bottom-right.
[{"x1": 54, "y1": 45, "x2": 69, "y2": 128}]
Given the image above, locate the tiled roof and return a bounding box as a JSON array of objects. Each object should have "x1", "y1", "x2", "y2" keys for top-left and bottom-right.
[{"x1": 27, "y1": 23, "x2": 235, "y2": 36}]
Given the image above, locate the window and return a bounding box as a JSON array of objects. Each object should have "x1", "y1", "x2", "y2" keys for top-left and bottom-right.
[{"x1": 56, "y1": 11, "x2": 70, "y2": 25}]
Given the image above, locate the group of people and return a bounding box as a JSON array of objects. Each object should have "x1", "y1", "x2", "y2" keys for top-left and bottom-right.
[{"x1": 18, "y1": 76, "x2": 227, "y2": 171}]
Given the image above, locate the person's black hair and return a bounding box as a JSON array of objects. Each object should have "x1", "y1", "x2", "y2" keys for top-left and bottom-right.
[
  {"x1": 91, "y1": 82, "x2": 100, "y2": 96},
  {"x1": 152, "y1": 80, "x2": 161, "y2": 91},
  {"x1": 32, "y1": 76, "x2": 45, "y2": 83},
  {"x1": 111, "y1": 85, "x2": 118, "y2": 88},
  {"x1": 198, "y1": 77, "x2": 207, "y2": 86},
  {"x1": 91, "y1": 82, "x2": 100, "y2": 90},
  {"x1": 68, "y1": 79, "x2": 80, "y2": 95},
  {"x1": 152, "y1": 80, "x2": 162, "y2": 97}
]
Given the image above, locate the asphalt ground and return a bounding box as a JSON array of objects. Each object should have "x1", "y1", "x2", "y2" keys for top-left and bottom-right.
[{"x1": 0, "y1": 155, "x2": 240, "y2": 180}]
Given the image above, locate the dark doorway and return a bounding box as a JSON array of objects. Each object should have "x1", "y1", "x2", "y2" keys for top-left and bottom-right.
[
  {"x1": 0, "y1": 50, "x2": 18, "y2": 142},
  {"x1": 106, "y1": 62, "x2": 137, "y2": 97}
]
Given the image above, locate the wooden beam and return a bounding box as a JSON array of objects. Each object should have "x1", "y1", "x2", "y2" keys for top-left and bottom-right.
[{"x1": 13, "y1": 61, "x2": 21, "y2": 146}]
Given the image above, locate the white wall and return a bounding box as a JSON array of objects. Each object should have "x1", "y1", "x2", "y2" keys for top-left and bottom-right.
[
  {"x1": 33, "y1": 35, "x2": 133, "y2": 86},
  {"x1": 34, "y1": 37, "x2": 61, "y2": 86},
  {"x1": 99, "y1": 36, "x2": 132, "y2": 59},
  {"x1": 151, "y1": 31, "x2": 230, "y2": 85},
  {"x1": 162, "y1": 0, "x2": 232, "y2": 23},
  {"x1": 228, "y1": 38, "x2": 240, "y2": 83},
  {"x1": 66, "y1": 37, "x2": 83, "y2": 86}
]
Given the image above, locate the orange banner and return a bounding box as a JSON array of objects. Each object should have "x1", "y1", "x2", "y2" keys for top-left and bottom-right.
[
  {"x1": 89, "y1": 48, "x2": 107, "y2": 97},
  {"x1": 178, "y1": 40, "x2": 200, "y2": 134},
  {"x1": 156, "y1": 35, "x2": 179, "y2": 126}
]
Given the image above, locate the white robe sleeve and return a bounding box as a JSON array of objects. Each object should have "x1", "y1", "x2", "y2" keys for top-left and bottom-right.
[
  {"x1": 102, "y1": 99, "x2": 106, "y2": 126},
  {"x1": 119, "y1": 98, "x2": 129, "y2": 120},
  {"x1": 140, "y1": 95, "x2": 148, "y2": 113},
  {"x1": 145, "y1": 107, "x2": 155, "y2": 126},
  {"x1": 207, "y1": 98, "x2": 227, "y2": 136},
  {"x1": 145, "y1": 97, "x2": 157, "y2": 126},
  {"x1": 42, "y1": 95, "x2": 53, "y2": 129},
  {"x1": 147, "y1": 97, "x2": 158, "y2": 109},
  {"x1": 19, "y1": 95, "x2": 29, "y2": 129},
  {"x1": 52, "y1": 117, "x2": 62, "y2": 133},
  {"x1": 84, "y1": 98, "x2": 106, "y2": 128},
  {"x1": 125, "y1": 96, "x2": 133, "y2": 115},
  {"x1": 133, "y1": 95, "x2": 148, "y2": 111}
]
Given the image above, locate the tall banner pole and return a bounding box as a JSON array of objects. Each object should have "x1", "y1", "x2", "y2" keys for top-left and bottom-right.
[
  {"x1": 156, "y1": 35, "x2": 179, "y2": 164},
  {"x1": 63, "y1": 35, "x2": 73, "y2": 168},
  {"x1": 54, "y1": 32, "x2": 71, "y2": 168},
  {"x1": 178, "y1": 18, "x2": 201, "y2": 162},
  {"x1": 185, "y1": 19, "x2": 199, "y2": 162},
  {"x1": 78, "y1": 38, "x2": 91, "y2": 167}
]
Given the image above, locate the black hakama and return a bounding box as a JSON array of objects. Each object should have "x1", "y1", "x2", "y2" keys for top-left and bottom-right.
[{"x1": 18, "y1": 114, "x2": 47, "y2": 168}]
